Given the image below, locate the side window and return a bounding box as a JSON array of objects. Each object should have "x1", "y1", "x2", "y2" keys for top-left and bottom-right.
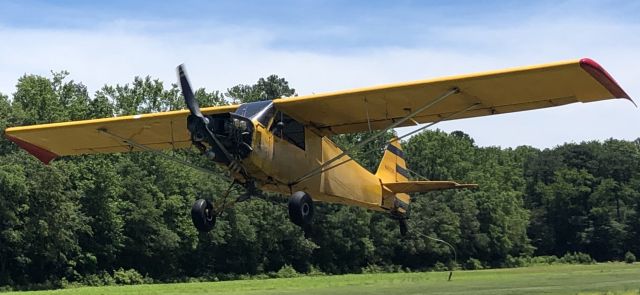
[{"x1": 270, "y1": 111, "x2": 305, "y2": 150}]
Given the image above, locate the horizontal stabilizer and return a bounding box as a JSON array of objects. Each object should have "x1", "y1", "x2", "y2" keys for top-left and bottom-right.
[{"x1": 383, "y1": 181, "x2": 478, "y2": 193}]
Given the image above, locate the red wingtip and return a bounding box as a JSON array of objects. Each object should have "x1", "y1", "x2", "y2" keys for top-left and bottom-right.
[
  {"x1": 5, "y1": 134, "x2": 58, "y2": 164},
  {"x1": 579, "y1": 58, "x2": 635, "y2": 106}
]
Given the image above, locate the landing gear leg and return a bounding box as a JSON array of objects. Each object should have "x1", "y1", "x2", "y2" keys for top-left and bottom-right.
[
  {"x1": 191, "y1": 181, "x2": 237, "y2": 233},
  {"x1": 288, "y1": 191, "x2": 314, "y2": 234}
]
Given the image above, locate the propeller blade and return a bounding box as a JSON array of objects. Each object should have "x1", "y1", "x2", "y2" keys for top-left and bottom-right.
[{"x1": 177, "y1": 64, "x2": 204, "y2": 119}]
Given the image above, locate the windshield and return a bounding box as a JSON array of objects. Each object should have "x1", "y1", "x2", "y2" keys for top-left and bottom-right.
[{"x1": 234, "y1": 100, "x2": 273, "y2": 119}]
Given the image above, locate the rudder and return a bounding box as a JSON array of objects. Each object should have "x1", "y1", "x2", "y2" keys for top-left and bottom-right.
[
  {"x1": 376, "y1": 138, "x2": 411, "y2": 216},
  {"x1": 375, "y1": 138, "x2": 410, "y2": 182}
]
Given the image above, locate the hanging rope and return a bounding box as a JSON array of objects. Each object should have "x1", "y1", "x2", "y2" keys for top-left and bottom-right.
[{"x1": 412, "y1": 230, "x2": 458, "y2": 281}]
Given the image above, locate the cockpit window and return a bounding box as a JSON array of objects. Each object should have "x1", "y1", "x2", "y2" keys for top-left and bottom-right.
[
  {"x1": 270, "y1": 111, "x2": 305, "y2": 150},
  {"x1": 234, "y1": 100, "x2": 273, "y2": 119}
]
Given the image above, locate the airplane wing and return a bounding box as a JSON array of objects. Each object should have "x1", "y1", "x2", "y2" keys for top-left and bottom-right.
[
  {"x1": 4, "y1": 58, "x2": 632, "y2": 164},
  {"x1": 274, "y1": 58, "x2": 633, "y2": 135},
  {"x1": 383, "y1": 181, "x2": 478, "y2": 193},
  {"x1": 4, "y1": 105, "x2": 237, "y2": 163}
]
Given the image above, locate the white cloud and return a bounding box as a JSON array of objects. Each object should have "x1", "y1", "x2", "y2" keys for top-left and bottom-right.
[{"x1": 0, "y1": 14, "x2": 638, "y2": 149}]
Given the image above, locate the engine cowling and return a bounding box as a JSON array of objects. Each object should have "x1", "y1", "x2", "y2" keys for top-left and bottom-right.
[{"x1": 187, "y1": 112, "x2": 254, "y2": 164}]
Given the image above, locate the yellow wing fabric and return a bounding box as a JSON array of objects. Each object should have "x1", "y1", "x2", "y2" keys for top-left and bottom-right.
[
  {"x1": 274, "y1": 58, "x2": 633, "y2": 135},
  {"x1": 4, "y1": 105, "x2": 237, "y2": 163}
]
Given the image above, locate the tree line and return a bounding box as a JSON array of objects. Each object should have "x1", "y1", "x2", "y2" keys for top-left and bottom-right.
[{"x1": 0, "y1": 71, "x2": 639, "y2": 289}]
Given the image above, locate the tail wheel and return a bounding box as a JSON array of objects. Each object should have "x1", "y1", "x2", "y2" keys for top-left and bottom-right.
[
  {"x1": 288, "y1": 191, "x2": 314, "y2": 227},
  {"x1": 191, "y1": 199, "x2": 216, "y2": 232}
]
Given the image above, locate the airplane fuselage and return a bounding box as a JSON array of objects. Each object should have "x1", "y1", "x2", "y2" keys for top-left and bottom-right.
[{"x1": 191, "y1": 100, "x2": 399, "y2": 212}]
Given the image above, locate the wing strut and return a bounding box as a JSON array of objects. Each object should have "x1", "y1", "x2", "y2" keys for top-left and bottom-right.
[
  {"x1": 293, "y1": 102, "x2": 481, "y2": 182},
  {"x1": 97, "y1": 128, "x2": 218, "y2": 176},
  {"x1": 290, "y1": 87, "x2": 461, "y2": 185}
]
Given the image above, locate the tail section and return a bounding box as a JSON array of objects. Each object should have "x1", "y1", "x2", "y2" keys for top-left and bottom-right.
[
  {"x1": 376, "y1": 138, "x2": 412, "y2": 217},
  {"x1": 376, "y1": 138, "x2": 478, "y2": 194},
  {"x1": 375, "y1": 139, "x2": 410, "y2": 183},
  {"x1": 376, "y1": 138, "x2": 478, "y2": 236}
]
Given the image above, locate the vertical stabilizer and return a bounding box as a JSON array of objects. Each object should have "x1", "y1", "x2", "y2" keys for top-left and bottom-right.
[
  {"x1": 376, "y1": 138, "x2": 411, "y2": 221},
  {"x1": 375, "y1": 139, "x2": 410, "y2": 182}
]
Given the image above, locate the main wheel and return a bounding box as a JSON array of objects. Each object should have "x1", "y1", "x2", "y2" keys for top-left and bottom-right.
[
  {"x1": 288, "y1": 191, "x2": 314, "y2": 227},
  {"x1": 191, "y1": 199, "x2": 216, "y2": 232}
]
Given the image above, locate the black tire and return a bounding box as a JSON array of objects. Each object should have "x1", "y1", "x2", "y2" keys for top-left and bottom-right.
[
  {"x1": 191, "y1": 199, "x2": 216, "y2": 232},
  {"x1": 288, "y1": 191, "x2": 314, "y2": 227}
]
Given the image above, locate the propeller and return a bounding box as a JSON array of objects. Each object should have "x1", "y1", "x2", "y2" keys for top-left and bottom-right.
[
  {"x1": 177, "y1": 64, "x2": 208, "y2": 124},
  {"x1": 176, "y1": 63, "x2": 241, "y2": 173}
]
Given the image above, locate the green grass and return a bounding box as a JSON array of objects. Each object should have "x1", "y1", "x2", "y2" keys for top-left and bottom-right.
[{"x1": 6, "y1": 263, "x2": 640, "y2": 295}]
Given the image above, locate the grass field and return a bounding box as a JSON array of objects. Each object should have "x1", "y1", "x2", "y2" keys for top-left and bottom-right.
[{"x1": 6, "y1": 263, "x2": 640, "y2": 295}]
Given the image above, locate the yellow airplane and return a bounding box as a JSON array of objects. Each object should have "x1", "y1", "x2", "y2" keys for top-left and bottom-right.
[{"x1": 4, "y1": 58, "x2": 633, "y2": 235}]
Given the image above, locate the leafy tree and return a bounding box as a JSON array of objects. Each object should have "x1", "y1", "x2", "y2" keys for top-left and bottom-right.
[
  {"x1": 0, "y1": 157, "x2": 29, "y2": 286},
  {"x1": 13, "y1": 73, "x2": 66, "y2": 124},
  {"x1": 226, "y1": 75, "x2": 295, "y2": 103},
  {"x1": 3, "y1": 70, "x2": 640, "y2": 290},
  {"x1": 0, "y1": 93, "x2": 20, "y2": 154},
  {"x1": 51, "y1": 71, "x2": 91, "y2": 121},
  {"x1": 21, "y1": 161, "x2": 92, "y2": 284}
]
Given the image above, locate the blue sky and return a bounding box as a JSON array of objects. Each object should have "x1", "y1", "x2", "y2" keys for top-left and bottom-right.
[
  {"x1": 1, "y1": 0, "x2": 638, "y2": 148},
  {"x1": 3, "y1": 1, "x2": 638, "y2": 51}
]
